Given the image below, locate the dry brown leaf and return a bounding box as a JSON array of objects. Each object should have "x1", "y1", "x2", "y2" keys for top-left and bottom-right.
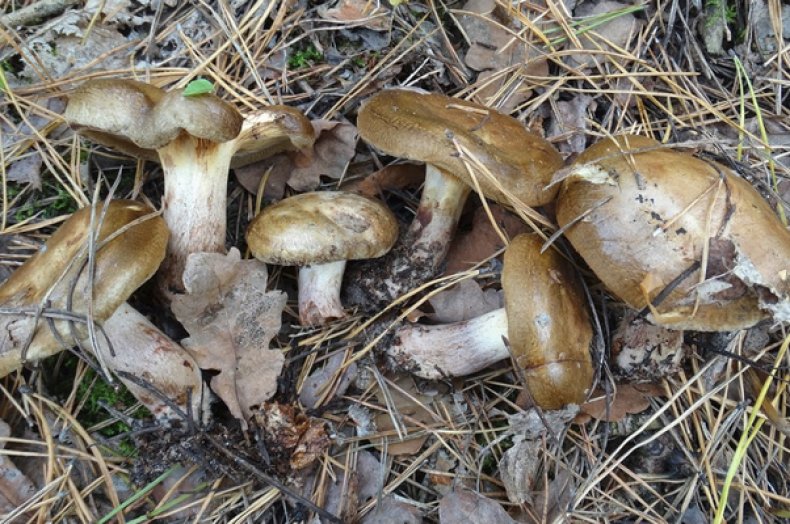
[
  {"x1": 235, "y1": 120, "x2": 358, "y2": 200},
  {"x1": 456, "y1": 0, "x2": 548, "y2": 110},
  {"x1": 428, "y1": 278, "x2": 503, "y2": 323},
  {"x1": 317, "y1": 0, "x2": 391, "y2": 31},
  {"x1": 579, "y1": 383, "x2": 666, "y2": 422},
  {"x1": 373, "y1": 377, "x2": 433, "y2": 456},
  {"x1": 172, "y1": 248, "x2": 286, "y2": 426},
  {"x1": 444, "y1": 204, "x2": 529, "y2": 275},
  {"x1": 438, "y1": 488, "x2": 517, "y2": 524},
  {"x1": 342, "y1": 163, "x2": 425, "y2": 198}
]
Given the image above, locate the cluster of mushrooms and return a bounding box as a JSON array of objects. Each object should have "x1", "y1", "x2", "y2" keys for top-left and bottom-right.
[{"x1": 2, "y1": 80, "x2": 789, "y2": 420}]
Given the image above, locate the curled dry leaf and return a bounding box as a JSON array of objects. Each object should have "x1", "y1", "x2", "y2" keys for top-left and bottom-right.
[
  {"x1": 172, "y1": 248, "x2": 287, "y2": 426},
  {"x1": 254, "y1": 402, "x2": 330, "y2": 471},
  {"x1": 439, "y1": 488, "x2": 517, "y2": 524},
  {"x1": 235, "y1": 120, "x2": 358, "y2": 200}
]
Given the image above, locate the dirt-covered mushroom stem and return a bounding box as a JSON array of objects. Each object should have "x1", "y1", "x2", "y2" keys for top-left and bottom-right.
[{"x1": 387, "y1": 234, "x2": 594, "y2": 409}]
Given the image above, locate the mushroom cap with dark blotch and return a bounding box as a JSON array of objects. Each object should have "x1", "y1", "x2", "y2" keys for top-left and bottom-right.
[
  {"x1": 503, "y1": 234, "x2": 594, "y2": 409},
  {"x1": 0, "y1": 200, "x2": 169, "y2": 315},
  {"x1": 246, "y1": 191, "x2": 398, "y2": 266},
  {"x1": 556, "y1": 135, "x2": 773, "y2": 331},
  {"x1": 141, "y1": 88, "x2": 243, "y2": 149},
  {"x1": 64, "y1": 78, "x2": 164, "y2": 161},
  {"x1": 357, "y1": 89, "x2": 564, "y2": 206},
  {"x1": 230, "y1": 106, "x2": 317, "y2": 168}
]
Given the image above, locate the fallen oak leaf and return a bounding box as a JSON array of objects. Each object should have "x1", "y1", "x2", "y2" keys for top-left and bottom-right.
[{"x1": 172, "y1": 248, "x2": 287, "y2": 427}]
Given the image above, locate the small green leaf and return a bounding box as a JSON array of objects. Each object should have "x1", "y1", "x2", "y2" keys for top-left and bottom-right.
[{"x1": 183, "y1": 78, "x2": 215, "y2": 97}]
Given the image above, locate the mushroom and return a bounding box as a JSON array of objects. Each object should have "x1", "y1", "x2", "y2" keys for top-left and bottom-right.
[
  {"x1": 0, "y1": 200, "x2": 202, "y2": 422},
  {"x1": 387, "y1": 234, "x2": 593, "y2": 409},
  {"x1": 346, "y1": 88, "x2": 564, "y2": 306},
  {"x1": 246, "y1": 191, "x2": 398, "y2": 326},
  {"x1": 64, "y1": 79, "x2": 315, "y2": 295},
  {"x1": 556, "y1": 134, "x2": 790, "y2": 330}
]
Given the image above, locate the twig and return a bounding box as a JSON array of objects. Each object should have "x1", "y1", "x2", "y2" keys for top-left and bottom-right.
[{"x1": 0, "y1": 0, "x2": 80, "y2": 28}]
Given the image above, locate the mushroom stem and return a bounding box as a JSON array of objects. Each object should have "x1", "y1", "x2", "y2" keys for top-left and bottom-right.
[
  {"x1": 387, "y1": 307, "x2": 508, "y2": 378},
  {"x1": 407, "y1": 165, "x2": 471, "y2": 268},
  {"x1": 96, "y1": 303, "x2": 203, "y2": 424},
  {"x1": 158, "y1": 136, "x2": 236, "y2": 294},
  {"x1": 362, "y1": 165, "x2": 471, "y2": 303},
  {"x1": 298, "y1": 260, "x2": 347, "y2": 326}
]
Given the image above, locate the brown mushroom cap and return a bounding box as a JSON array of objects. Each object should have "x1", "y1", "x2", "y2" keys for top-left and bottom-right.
[
  {"x1": 64, "y1": 79, "x2": 163, "y2": 161},
  {"x1": 503, "y1": 234, "x2": 594, "y2": 409},
  {"x1": 357, "y1": 89, "x2": 563, "y2": 206},
  {"x1": 556, "y1": 135, "x2": 785, "y2": 330},
  {"x1": 246, "y1": 191, "x2": 398, "y2": 266},
  {"x1": 230, "y1": 106, "x2": 317, "y2": 168},
  {"x1": 0, "y1": 200, "x2": 169, "y2": 372}
]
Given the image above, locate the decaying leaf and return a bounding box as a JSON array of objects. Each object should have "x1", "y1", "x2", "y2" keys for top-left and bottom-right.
[
  {"x1": 611, "y1": 312, "x2": 686, "y2": 382},
  {"x1": 456, "y1": 0, "x2": 548, "y2": 110},
  {"x1": 439, "y1": 488, "x2": 517, "y2": 524},
  {"x1": 172, "y1": 248, "x2": 287, "y2": 426},
  {"x1": 428, "y1": 278, "x2": 502, "y2": 323},
  {"x1": 254, "y1": 402, "x2": 330, "y2": 471},
  {"x1": 235, "y1": 120, "x2": 358, "y2": 200},
  {"x1": 579, "y1": 383, "x2": 666, "y2": 422},
  {"x1": 317, "y1": 0, "x2": 391, "y2": 31},
  {"x1": 444, "y1": 204, "x2": 529, "y2": 275}
]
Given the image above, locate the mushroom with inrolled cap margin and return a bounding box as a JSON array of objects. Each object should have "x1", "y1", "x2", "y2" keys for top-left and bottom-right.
[
  {"x1": 387, "y1": 233, "x2": 594, "y2": 410},
  {"x1": 64, "y1": 79, "x2": 316, "y2": 296},
  {"x1": 0, "y1": 200, "x2": 203, "y2": 422},
  {"x1": 556, "y1": 134, "x2": 790, "y2": 331},
  {"x1": 246, "y1": 191, "x2": 398, "y2": 326},
  {"x1": 345, "y1": 89, "x2": 564, "y2": 308}
]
